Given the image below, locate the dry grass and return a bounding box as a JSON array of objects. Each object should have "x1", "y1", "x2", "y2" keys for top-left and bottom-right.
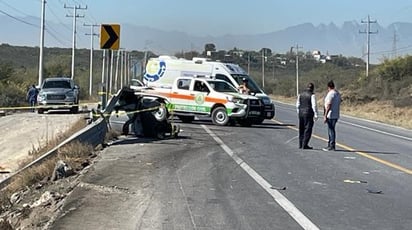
[
  {"x1": 342, "y1": 100, "x2": 412, "y2": 129},
  {"x1": 271, "y1": 95, "x2": 412, "y2": 130},
  {"x1": 58, "y1": 141, "x2": 95, "y2": 170},
  {"x1": 0, "y1": 118, "x2": 95, "y2": 210}
]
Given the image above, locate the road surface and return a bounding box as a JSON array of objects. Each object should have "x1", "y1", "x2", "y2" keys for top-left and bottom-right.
[{"x1": 50, "y1": 102, "x2": 412, "y2": 229}]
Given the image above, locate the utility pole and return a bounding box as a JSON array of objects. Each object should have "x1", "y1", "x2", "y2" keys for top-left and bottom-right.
[
  {"x1": 84, "y1": 23, "x2": 99, "y2": 96},
  {"x1": 291, "y1": 44, "x2": 303, "y2": 96},
  {"x1": 359, "y1": 15, "x2": 378, "y2": 77},
  {"x1": 247, "y1": 53, "x2": 250, "y2": 75},
  {"x1": 124, "y1": 50, "x2": 128, "y2": 86},
  {"x1": 392, "y1": 30, "x2": 399, "y2": 59},
  {"x1": 120, "y1": 49, "x2": 124, "y2": 88},
  {"x1": 127, "y1": 52, "x2": 131, "y2": 84},
  {"x1": 114, "y1": 49, "x2": 120, "y2": 92},
  {"x1": 109, "y1": 50, "x2": 114, "y2": 95},
  {"x1": 38, "y1": 0, "x2": 46, "y2": 86},
  {"x1": 65, "y1": 4, "x2": 87, "y2": 79},
  {"x1": 261, "y1": 49, "x2": 265, "y2": 88}
]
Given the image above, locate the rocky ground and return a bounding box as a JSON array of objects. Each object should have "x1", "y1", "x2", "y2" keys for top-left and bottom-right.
[{"x1": 0, "y1": 154, "x2": 100, "y2": 229}]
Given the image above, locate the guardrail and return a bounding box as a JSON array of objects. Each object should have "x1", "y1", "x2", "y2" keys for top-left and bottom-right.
[{"x1": 0, "y1": 117, "x2": 108, "y2": 190}]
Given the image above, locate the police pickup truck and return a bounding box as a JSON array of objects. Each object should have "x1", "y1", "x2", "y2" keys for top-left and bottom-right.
[{"x1": 144, "y1": 76, "x2": 263, "y2": 126}]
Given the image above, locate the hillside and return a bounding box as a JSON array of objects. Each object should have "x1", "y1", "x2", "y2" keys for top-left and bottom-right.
[{"x1": 3, "y1": 15, "x2": 412, "y2": 64}]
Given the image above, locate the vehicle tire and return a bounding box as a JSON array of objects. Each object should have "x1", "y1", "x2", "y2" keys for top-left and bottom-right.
[
  {"x1": 37, "y1": 108, "x2": 44, "y2": 114},
  {"x1": 71, "y1": 106, "x2": 79, "y2": 114},
  {"x1": 178, "y1": 115, "x2": 195, "y2": 123},
  {"x1": 252, "y1": 117, "x2": 265, "y2": 125},
  {"x1": 211, "y1": 106, "x2": 229, "y2": 126},
  {"x1": 152, "y1": 102, "x2": 167, "y2": 122}
]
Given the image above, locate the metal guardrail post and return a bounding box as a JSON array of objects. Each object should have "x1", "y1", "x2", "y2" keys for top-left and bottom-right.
[{"x1": 100, "y1": 84, "x2": 107, "y2": 110}]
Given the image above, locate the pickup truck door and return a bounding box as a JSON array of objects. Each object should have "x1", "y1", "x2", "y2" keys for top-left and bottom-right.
[
  {"x1": 171, "y1": 79, "x2": 210, "y2": 114},
  {"x1": 191, "y1": 80, "x2": 212, "y2": 114}
]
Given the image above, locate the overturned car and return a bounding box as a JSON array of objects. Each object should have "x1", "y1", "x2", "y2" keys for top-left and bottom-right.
[{"x1": 96, "y1": 87, "x2": 179, "y2": 139}]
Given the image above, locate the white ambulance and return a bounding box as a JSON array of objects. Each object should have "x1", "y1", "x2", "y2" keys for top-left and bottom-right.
[{"x1": 143, "y1": 56, "x2": 275, "y2": 124}]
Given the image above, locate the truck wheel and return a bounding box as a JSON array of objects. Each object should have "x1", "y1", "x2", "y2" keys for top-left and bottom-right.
[
  {"x1": 178, "y1": 115, "x2": 195, "y2": 123},
  {"x1": 153, "y1": 103, "x2": 167, "y2": 122},
  {"x1": 70, "y1": 106, "x2": 79, "y2": 114},
  {"x1": 211, "y1": 106, "x2": 229, "y2": 126},
  {"x1": 253, "y1": 118, "x2": 265, "y2": 125},
  {"x1": 37, "y1": 108, "x2": 44, "y2": 114}
]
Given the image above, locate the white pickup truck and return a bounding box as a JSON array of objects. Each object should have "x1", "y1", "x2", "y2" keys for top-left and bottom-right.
[{"x1": 144, "y1": 76, "x2": 263, "y2": 126}]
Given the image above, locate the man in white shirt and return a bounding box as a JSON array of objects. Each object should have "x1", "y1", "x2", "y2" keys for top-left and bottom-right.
[
  {"x1": 296, "y1": 82, "x2": 318, "y2": 149},
  {"x1": 323, "y1": 80, "x2": 341, "y2": 151}
]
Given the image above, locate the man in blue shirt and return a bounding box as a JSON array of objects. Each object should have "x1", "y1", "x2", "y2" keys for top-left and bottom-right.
[{"x1": 323, "y1": 80, "x2": 341, "y2": 151}]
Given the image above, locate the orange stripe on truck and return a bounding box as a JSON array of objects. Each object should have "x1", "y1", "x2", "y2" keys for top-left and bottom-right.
[{"x1": 156, "y1": 92, "x2": 228, "y2": 104}]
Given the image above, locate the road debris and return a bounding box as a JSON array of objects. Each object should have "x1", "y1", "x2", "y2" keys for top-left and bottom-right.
[
  {"x1": 270, "y1": 186, "x2": 287, "y2": 190},
  {"x1": 366, "y1": 188, "x2": 383, "y2": 194},
  {"x1": 343, "y1": 179, "x2": 367, "y2": 184}
]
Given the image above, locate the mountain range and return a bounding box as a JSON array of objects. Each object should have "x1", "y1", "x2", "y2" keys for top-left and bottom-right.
[{"x1": 2, "y1": 15, "x2": 412, "y2": 63}]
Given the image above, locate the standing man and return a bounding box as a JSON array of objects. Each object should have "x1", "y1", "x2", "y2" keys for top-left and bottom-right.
[
  {"x1": 296, "y1": 82, "x2": 318, "y2": 149},
  {"x1": 323, "y1": 80, "x2": 341, "y2": 151},
  {"x1": 26, "y1": 84, "x2": 38, "y2": 112}
]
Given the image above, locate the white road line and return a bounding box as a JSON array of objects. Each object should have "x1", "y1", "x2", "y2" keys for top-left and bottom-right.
[
  {"x1": 340, "y1": 120, "x2": 412, "y2": 141},
  {"x1": 202, "y1": 125, "x2": 320, "y2": 230}
]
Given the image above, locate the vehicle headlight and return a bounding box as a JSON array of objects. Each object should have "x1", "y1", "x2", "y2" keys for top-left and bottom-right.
[
  {"x1": 261, "y1": 97, "x2": 272, "y2": 105},
  {"x1": 227, "y1": 96, "x2": 243, "y2": 104},
  {"x1": 38, "y1": 93, "x2": 46, "y2": 100},
  {"x1": 66, "y1": 91, "x2": 74, "y2": 97}
]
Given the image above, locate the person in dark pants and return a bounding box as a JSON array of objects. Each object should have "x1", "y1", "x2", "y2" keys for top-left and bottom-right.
[
  {"x1": 296, "y1": 83, "x2": 318, "y2": 149},
  {"x1": 26, "y1": 84, "x2": 38, "y2": 112},
  {"x1": 323, "y1": 80, "x2": 341, "y2": 151}
]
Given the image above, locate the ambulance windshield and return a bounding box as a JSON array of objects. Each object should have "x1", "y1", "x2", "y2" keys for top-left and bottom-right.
[
  {"x1": 231, "y1": 74, "x2": 263, "y2": 93},
  {"x1": 207, "y1": 80, "x2": 238, "y2": 93}
]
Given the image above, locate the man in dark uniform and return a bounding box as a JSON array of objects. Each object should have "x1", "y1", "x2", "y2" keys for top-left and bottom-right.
[
  {"x1": 296, "y1": 83, "x2": 318, "y2": 149},
  {"x1": 26, "y1": 84, "x2": 39, "y2": 112}
]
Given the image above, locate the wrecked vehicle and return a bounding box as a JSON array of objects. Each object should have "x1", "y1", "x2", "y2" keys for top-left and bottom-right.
[{"x1": 95, "y1": 87, "x2": 179, "y2": 139}]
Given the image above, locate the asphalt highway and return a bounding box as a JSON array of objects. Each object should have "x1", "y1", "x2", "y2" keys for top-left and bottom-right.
[{"x1": 51, "y1": 101, "x2": 412, "y2": 229}]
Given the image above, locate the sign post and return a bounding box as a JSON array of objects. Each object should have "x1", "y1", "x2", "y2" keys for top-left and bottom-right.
[{"x1": 100, "y1": 24, "x2": 120, "y2": 109}]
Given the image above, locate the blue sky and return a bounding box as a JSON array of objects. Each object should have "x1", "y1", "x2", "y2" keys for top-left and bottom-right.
[{"x1": 2, "y1": 0, "x2": 412, "y2": 36}]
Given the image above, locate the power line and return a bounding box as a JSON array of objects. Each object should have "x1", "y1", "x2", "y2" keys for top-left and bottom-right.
[
  {"x1": 370, "y1": 44, "x2": 412, "y2": 56},
  {"x1": 46, "y1": 3, "x2": 72, "y2": 32},
  {"x1": 0, "y1": 9, "x2": 38, "y2": 27},
  {"x1": 0, "y1": 0, "x2": 32, "y2": 17},
  {"x1": 44, "y1": 27, "x2": 71, "y2": 47}
]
